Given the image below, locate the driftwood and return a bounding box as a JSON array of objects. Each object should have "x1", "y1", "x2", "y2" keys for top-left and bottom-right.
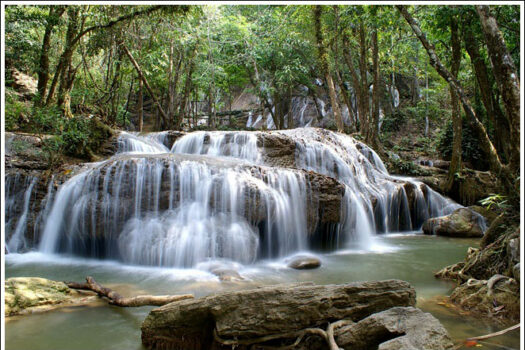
[{"x1": 66, "y1": 276, "x2": 193, "y2": 307}]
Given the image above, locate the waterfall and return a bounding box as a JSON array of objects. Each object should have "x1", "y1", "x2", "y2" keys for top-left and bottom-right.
[
  {"x1": 6, "y1": 176, "x2": 38, "y2": 252},
  {"x1": 8, "y1": 128, "x2": 461, "y2": 268}
]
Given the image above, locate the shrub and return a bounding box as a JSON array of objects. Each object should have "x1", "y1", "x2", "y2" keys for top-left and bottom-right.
[{"x1": 437, "y1": 117, "x2": 486, "y2": 170}]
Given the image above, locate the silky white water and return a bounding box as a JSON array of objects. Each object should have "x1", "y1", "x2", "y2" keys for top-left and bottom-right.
[{"x1": 7, "y1": 128, "x2": 461, "y2": 269}]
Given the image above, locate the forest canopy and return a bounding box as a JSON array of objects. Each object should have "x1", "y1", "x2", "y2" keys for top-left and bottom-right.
[{"x1": 4, "y1": 4, "x2": 521, "y2": 205}]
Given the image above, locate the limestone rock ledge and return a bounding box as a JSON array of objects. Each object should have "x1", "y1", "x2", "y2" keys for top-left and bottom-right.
[{"x1": 140, "y1": 280, "x2": 452, "y2": 350}]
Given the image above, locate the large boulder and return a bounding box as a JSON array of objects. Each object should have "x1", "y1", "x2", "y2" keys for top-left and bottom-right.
[
  {"x1": 141, "y1": 280, "x2": 416, "y2": 350},
  {"x1": 422, "y1": 208, "x2": 485, "y2": 238},
  {"x1": 5, "y1": 277, "x2": 97, "y2": 316},
  {"x1": 335, "y1": 306, "x2": 454, "y2": 350}
]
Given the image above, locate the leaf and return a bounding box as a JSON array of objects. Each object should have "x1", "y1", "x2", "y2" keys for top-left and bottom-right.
[{"x1": 464, "y1": 340, "x2": 478, "y2": 347}]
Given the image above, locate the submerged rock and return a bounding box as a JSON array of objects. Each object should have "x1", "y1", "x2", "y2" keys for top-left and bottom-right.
[
  {"x1": 141, "y1": 280, "x2": 416, "y2": 350},
  {"x1": 422, "y1": 208, "x2": 485, "y2": 238},
  {"x1": 335, "y1": 306, "x2": 454, "y2": 350},
  {"x1": 286, "y1": 255, "x2": 321, "y2": 269},
  {"x1": 5, "y1": 277, "x2": 97, "y2": 316}
]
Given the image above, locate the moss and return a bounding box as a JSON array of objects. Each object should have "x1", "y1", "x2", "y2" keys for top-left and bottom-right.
[{"x1": 5, "y1": 277, "x2": 73, "y2": 316}]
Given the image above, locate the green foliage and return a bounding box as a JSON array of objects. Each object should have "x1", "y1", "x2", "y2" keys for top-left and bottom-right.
[
  {"x1": 41, "y1": 136, "x2": 65, "y2": 167},
  {"x1": 60, "y1": 117, "x2": 92, "y2": 157},
  {"x1": 479, "y1": 194, "x2": 511, "y2": 211},
  {"x1": 381, "y1": 110, "x2": 406, "y2": 132},
  {"x1": 387, "y1": 153, "x2": 430, "y2": 176},
  {"x1": 437, "y1": 117, "x2": 486, "y2": 170},
  {"x1": 5, "y1": 89, "x2": 31, "y2": 131}
]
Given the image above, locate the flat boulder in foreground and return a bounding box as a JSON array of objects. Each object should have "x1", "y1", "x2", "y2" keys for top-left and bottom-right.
[{"x1": 141, "y1": 280, "x2": 417, "y2": 350}]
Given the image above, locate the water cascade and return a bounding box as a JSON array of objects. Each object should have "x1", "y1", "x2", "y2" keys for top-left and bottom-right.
[{"x1": 6, "y1": 128, "x2": 460, "y2": 268}]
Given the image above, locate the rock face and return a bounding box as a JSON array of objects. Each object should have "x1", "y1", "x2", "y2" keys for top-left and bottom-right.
[
  {"x1": 141, "y1": 280, "x2": 416, "y2": 350},
  {"x1": 422, "y1": 208, "x2": 485, "y2": 237},
  {"x1": 335, "y1": 307, "x2": 454, "y2": 350},
  {"x1": 5, "y1": 277, "x2": 97, "y2": 316}
]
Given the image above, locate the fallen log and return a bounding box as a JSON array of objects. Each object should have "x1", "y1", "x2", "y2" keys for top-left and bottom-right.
[
  {"x1": 66, "y1": 276, "x2": 193, "y2": 307},
  {"x1": 141, "y1": 280, "x2": 416, "y2": 350}
]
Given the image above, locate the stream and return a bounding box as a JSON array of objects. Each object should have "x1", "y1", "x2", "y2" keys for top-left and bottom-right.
[
  {"x1": 4, "y1": 129, "x2": 519, "y2": 349},
  {"x1": 5, "y1": 234, "x2": 520, "y2": 350}
]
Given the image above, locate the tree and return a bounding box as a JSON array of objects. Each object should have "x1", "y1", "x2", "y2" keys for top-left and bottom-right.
[
  {"x1": 313, "y1": 5, "x2": 344, "y2": 133},
  {"x1": 476, "y1": 5, "x2": 520, "y2": 173},
  {"x1": 445, "y1": 12, "x2": 462, "y2": 193},
  {"x1": 396, "y1": 5, "x2": 516, "y2": 198}
]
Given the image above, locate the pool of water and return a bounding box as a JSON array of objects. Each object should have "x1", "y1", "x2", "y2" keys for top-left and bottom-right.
[{"x1": 5, "y1": 234, "x2": 521, "y2": 350}]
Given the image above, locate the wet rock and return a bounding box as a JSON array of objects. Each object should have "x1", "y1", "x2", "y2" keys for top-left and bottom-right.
[
  {"x1": 422, "y1": 208, "x2": 485, "y2": 238},
  {"x1": 512, "y1": 263, "x2": 520, "y2": 282},
  {"x1": 450, "y1": 276, "x2": 520, "y2": 322},
  {"x1": 210, "y1": 268, "x2": 244, "y2": 282},
  {"x1": 141, "y1": 280, "x2": 416, "y2": 350},
  {"x1": 258, "y1": 132, "x2": 296, "y2": 168},
  {"x1": 335, "y1": 306, "x2": 454, "y2": 350},
  {"x1": 287, "y1": 255, "x2": 321, "y2": 269},
  {"x1": 5, "y1": 277, "x2": 97, "y2": 316},
  {"x1": 469, "y1": 205, "x2": 498, "y2": 225},
  {"x1": 507, "y1": 237, "x2": 520, "y2": 266}
]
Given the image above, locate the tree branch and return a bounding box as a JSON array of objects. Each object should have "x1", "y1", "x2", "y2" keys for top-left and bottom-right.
[
  {"x1": 66, "y1": 276, "x2": 193, "y2": 307},
  {"x1": 72, "y1": 6, "x2": 165, "y2": 47}
]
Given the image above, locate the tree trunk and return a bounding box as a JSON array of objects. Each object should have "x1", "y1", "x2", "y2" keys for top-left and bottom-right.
[
  {"x1": 476, "y1": 5, "x2": 520, "y2": 173},
  {"x1": 358, "y1": 22, "x2": 370, "y2": 138},
  {"x1": 396, "y1": 5, "x2": 516, "y2": 198},
  {"x1": 66, "y1": 276, "x2": 193, "y2": 307},
  {"x1": 336, "y1": 71, "x2": 355, "y2": 132},
  {"x1": 463, "y1": 25, "x2": 510, "y2": 161},
  {"x1": 445, "y1": 15, "x2": 462, "y2": 193},
  {"x1": 138, "y1": 77, "x2": 143, "y2": 132},
  {"x1": 343, "y1": 36, "x2": 364, "y2": 131},
  {"x1": 369, "y1": 29, "x2": 382, "y2": 151},
  {"x1": 121, "y1": 44, "x2": 169, "y2": 129},
  {"x1": 176, "y1": 43, "x2": 198, "y2": 130},
  {"x1": 313, "y1": 5, "x2": 344, "y2": 133},
  {"x1": 36, "y1": 6, "x2": 65, "y2": 105}
]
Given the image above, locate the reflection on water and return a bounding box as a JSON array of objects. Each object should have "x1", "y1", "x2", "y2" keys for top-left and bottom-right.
[{"x1": 5, "y1": 235, "x2": 520, "y2": 350}]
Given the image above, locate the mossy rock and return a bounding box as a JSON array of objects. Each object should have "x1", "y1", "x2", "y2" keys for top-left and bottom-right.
[{"x1": 5, "y1": 277, "x2": 97, "y2": 316}]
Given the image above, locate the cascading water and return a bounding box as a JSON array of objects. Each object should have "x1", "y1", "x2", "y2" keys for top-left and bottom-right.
[
  {"x1": 7, "y1": 128, "x2": 461, "y2": 269},
  {"x1": 35, "y1": 132, "x2": 310, "y2": 267},
  {"x1": 6, "y1": 175, "x2": 38, "y2": 252}
]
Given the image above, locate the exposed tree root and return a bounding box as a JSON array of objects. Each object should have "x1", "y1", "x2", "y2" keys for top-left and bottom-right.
[
  {"x1": 466, "y1": 324, "x2": 520, "y2": 341},
  {"x1": 66, "y1": 276, "x2": 193, "y2": 307},
  {"x1": 213, "y1": 320, "x2": 354, "y2": 350}
]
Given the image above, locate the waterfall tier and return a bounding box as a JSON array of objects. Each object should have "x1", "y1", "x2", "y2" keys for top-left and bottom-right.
[{"x1": 6, "y1": 128, "x2": 460, "y2": 267}]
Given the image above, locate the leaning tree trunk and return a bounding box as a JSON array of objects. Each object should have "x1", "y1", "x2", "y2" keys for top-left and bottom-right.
[
  {"x1": 462, "y1": 24, "x2": 511, "y2": 162},
  {"x1": 476, "y1": 5, "x2": 520, "y2": 173},
  {"x1": 396, "y1": 5, "x2": 515, "y2": 198},
  {"x1": 121, "y1": 44, "x2": 169, "y2": 129},
  {"x1": 445, "y1": 14, "x2": 462, "y2": 194},
  {"x1": 313, "y1": 5, "x2": 344, "y2": 133}
]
